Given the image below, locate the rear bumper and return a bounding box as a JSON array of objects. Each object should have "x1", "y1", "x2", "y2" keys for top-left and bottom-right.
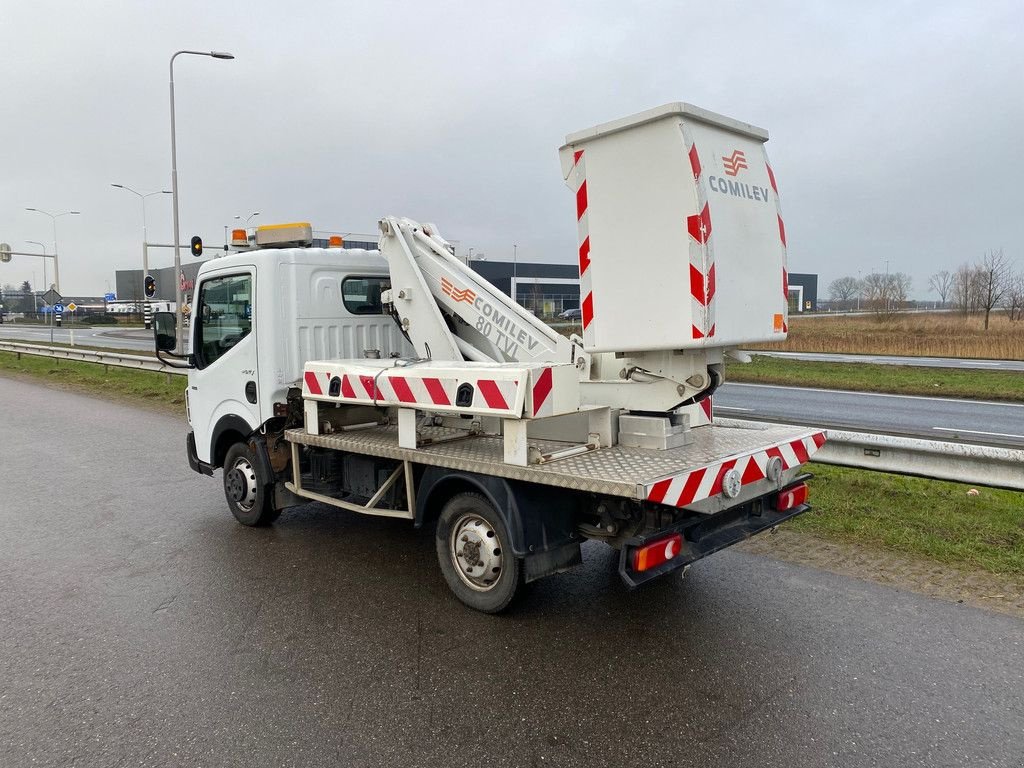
[
  {"x1": 186, "y1": 431, "x2": 215, "y2": 476},
  {"x1": 619, "y1": 477, "x2": 811, "y2": 588}
]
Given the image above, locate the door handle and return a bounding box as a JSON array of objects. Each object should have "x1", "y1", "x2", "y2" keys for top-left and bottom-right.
[{"x1": 245, "y1": 381, "x2": 257, "y2": 404}]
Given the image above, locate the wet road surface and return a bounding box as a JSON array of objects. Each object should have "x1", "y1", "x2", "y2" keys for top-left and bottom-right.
[{"x1": 1, "y1": 376, "x2": 1021, "y2": 767}]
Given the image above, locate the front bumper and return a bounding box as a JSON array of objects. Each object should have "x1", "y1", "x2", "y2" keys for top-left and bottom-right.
[{"x1": 186, "y1": 431, "x2": 215, "y2": 476}]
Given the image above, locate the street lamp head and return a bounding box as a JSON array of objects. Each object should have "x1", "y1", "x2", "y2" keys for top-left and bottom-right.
[
  {"x1": 211, "y1": 51, "x2": 234, "y2": 59},
  {"x1": 111, "y1": 183, "x2": 125, "y2": 189},
  {"x1": 69, "y1": 211, "x2": 81, "y2": 215}
]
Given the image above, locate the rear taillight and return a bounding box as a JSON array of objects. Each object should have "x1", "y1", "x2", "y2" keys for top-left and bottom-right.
[
  {"x1": 775, "y1": 483, "x2": 808, "y2": 511},
  {"x1": 632, "y1": 533, "x2": 683, "y2": 573}
]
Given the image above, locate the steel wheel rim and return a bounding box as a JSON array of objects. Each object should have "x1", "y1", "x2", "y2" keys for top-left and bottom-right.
[
  {"x1": 226, "y1": 457, "x2": 258, "y2": 512},
  {"x1": 448, "y1": 513, "x2": 503, "y2": 592}
]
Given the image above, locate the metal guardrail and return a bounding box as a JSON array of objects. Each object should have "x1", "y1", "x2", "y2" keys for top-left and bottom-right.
[
  {"x1": 2, "y1": 342, "x2": 1021, "y2": 491},
  {"x1": 0, "y1": 340, "x2": 186, "y2": 375},
  {"x1": 811, "y1": 428, "x2": 1024, "y2": 491}
]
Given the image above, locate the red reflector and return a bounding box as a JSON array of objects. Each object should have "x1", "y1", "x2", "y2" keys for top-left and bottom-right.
[
  {"x1": 775, "y1": 483, "x2": 808, "y2": 511},
  {"x1": 632, "y1": 533, "x2": 683, "y2": 573}
]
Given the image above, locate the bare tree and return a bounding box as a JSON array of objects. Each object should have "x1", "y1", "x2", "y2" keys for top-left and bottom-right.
[
  {"x1": 951, "y1": 264, "x2": 977, "y2": 314},
  {"x1": 928, "y1": 270, "x2": 952, "y2": 307},
  {"x1": 828, "y1": 276, "x2": 860, "y2": 310},
  {"x1": 892, "y1": 272, "x2": 912, "y2": 310},
  {"x1": 978, "y1": 249, "x2": 1011, "y2": 330},
  {"x1": 1005, "y1": 272, "x2": 1024, "y2": 322},
  {"x1": 861, "y1": 272, "x2": 912, "y2": 319}
]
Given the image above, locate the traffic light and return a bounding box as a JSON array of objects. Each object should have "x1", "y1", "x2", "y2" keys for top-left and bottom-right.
[
  {"x1": 144, "y1": 274, "x2": 156, "y2": 299},
  {"x1": 190, "y1": 235, "x2": 203, "y2": 258}
]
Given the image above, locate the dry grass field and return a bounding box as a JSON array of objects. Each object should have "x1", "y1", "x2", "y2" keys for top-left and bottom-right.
[{"x1": 752, "y1": 312, "x2": 1024, "y2": 359}]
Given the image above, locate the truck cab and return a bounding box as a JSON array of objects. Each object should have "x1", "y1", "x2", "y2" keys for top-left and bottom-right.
[{"x1": 181, "y1": 246, "x2": 411, "y2": 474}]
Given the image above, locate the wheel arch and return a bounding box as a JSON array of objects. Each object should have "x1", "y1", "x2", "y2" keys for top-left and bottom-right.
[
  {"x1": 415, "y1": 468, "x2": 529, "y2": 557},
  {"x1": 415, "y1": 467, "x2": 584, "y2": 560},
  {"x1": 210, "y1": 414, "x2": 256, "y2": 469}
]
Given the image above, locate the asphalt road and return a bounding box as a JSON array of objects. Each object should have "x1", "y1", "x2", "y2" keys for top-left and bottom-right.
[
  {"x1": 716, "y1": 382, "x2": 1024, "y2": 449},
  {"x1": 0, "y1": 324, "x2": 153, "y2": 350},
  {"x1": 2, "y1": 376, "x2": 1022, "y2": 767},
  {"x1": 744, "y1": 350, "x2": 1024, "y2": 372}
]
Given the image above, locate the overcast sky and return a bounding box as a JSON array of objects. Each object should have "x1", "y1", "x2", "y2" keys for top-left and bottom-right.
[{"x1": 2, "y1": 0, "x2": 1021, "y2": 299}]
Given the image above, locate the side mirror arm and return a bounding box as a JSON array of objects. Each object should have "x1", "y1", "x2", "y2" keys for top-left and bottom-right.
[{"x1": 157, "y1": 349, "x2": 195, "y2": 369}]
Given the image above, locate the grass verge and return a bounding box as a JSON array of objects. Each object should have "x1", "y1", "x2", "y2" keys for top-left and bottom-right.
[
  {"x1": 752, "y1": 311, "x2": 1024, "y2": 359},
  {"x1": 0, "y1": 351, "x2": 185, "y2": 415},
  {"x1": 798, "y1": 463, "x2": 1024, "y2": 578},
  {"x1": 726, "y1": 356, "x2": 1024, "y2": 401}
]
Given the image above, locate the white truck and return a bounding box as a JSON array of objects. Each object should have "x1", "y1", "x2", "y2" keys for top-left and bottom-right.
[{"x1": 155, "y1": 103, "x2": 826, "y2": 612}]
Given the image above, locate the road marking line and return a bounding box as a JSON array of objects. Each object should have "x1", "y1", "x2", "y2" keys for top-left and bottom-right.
[
  {"x1": 726, "y1": 382, "x2": 1024, "y2": 408},
  {"x1": 715, "y1": 406, "x2": 753, "y2": 412},
  {"x1": 932, "y1": 427, "x2": 1024, "y2": 439}
]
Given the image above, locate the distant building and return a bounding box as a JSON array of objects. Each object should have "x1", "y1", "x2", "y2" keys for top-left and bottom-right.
[
  {"x1": 468, "y1": 261, "x2": 580, "y2": 317},
  {"x1": 788, "y1": 273, "x2": 818, "y2": 312},
  {"x1": 115, "y1": 261, "x2": 205, "y2": 305}
]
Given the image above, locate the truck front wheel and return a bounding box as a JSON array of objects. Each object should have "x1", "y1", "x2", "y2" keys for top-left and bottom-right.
[
  {"x1": 435, "y1": 492, "x2": 522, "y2": 613},
  {"x1": 223, "y1": 443, "x2": 280, "y2": 527}
]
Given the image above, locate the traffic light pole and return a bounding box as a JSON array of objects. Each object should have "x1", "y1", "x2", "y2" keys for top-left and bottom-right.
[{"x1": 141, "y1": 243, "x2": 194, "y2": 326}]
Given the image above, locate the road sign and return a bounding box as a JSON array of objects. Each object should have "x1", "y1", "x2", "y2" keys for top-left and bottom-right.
[
  {"x1": 104, "y1": 292, "x2": 116, "y2": 302},
  {"x1": 53, "y1": 302, "x2": 65, "y2": 313},
  {"x1": 42, "y1": 289, "x2": 63, "y2": 306},
  {"x1": 0, "y1": 243, "x2": 10, "y2": 263},
  {"x1": 181, "y1": 303, "x2": 191, "y2": 316},
  {"x1": 67, "y1": 302, "x2": 77, "y2": 312}
]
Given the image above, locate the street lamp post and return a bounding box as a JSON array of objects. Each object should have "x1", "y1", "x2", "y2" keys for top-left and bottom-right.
[
  {"x1": 25, "y1": 240, "x2": 48, "y2": 300},
  {"x1": 170, "y1": 48, "x2": 235, "y2": 352},
  {"x1": 112, "y1": 184, "x2": 172, "y2": 325},
  {"x1": 25, "y1": 208, "x2": 79, "y2": 292},
  {"x1": 234, "y1": 212, "x2": 259, "y2": 246},
  {"x1": 512, "y1": 244, "x2": 519, "y2": 305}
]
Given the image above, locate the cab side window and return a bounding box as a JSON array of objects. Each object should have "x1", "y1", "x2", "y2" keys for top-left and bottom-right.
[
  {"x1": 342, "y1": 276, "x2": 388, "y2": 315},
  {"x1": 195, "y1": 274, "x2": 252, "y2": 368}
]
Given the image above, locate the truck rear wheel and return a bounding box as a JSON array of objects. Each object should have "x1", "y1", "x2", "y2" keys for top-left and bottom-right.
[
  {"x1": 435, "y1": 492, "x2": 522, "y2": 613},
  {"x1": 223, "y1": 443, "x2": 280, "y2": 527}
]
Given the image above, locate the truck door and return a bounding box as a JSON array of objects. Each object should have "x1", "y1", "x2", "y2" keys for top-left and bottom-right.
[{"x1": 188, "y1": 269, "x2": 260, "y2": 463}]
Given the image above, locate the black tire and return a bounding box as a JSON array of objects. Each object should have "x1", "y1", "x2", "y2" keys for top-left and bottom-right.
[
  {"x1": 222, "y1": 442, "x2": 280, "y2": 527},
  {"x1": 435, "y1": 492, "x2": 522, "y2": 614}
]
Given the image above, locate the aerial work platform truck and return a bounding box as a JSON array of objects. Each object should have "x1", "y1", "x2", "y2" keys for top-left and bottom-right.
[{"x1": 155, "y1": 103, "x2": 826, "y2": 612}]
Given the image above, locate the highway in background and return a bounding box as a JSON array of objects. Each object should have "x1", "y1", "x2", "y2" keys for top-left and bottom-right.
[
  {"x1": 2, "y1": 328, "x2": 1022, "y2": 448},
  {"x1": 744, "y1": 350, "x2": 1024, "y2": 372},
  {"x1": 2, "y1": 376, "x2": 1021, "y2": 768},
  {"x1": 716, "y1": 383, "x2": 1024, "y2": 449},
  {"x1": 0, "y1": 324, "x2": 153, "y2": 350}
]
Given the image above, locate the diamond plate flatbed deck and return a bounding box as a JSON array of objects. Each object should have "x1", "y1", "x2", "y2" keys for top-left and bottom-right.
[{"x1": 285, "y1": 421, "x2": 821, "y2": 501}]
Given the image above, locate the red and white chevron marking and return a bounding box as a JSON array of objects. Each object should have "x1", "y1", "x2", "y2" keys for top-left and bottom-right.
[
  {"x1": 685, "y1": 139, "x2": 715, "y2": 340},
  {"x1": 570, "y1": 150, "x2": 595, "y2": 344},
  {"x1": 644, "y1": 431, "x2": 826, "y2": 509},
  {"x1": 530, "y1": 366, "x2": 554, "y2": 417},
  {"x1": 304, "y1": 370, "x2": 455, "y2": 406},
  {"x1": 303, "y1": 368, "x2": 522, "y2": 416},
  {"x1": 765, "y1": 150, "x2": 789, "y2": 334}
]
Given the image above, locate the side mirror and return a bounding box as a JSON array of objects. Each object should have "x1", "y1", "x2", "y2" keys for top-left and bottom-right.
[{"x1": 153, "y1": 311, "x2": 177, "y2": 352}]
